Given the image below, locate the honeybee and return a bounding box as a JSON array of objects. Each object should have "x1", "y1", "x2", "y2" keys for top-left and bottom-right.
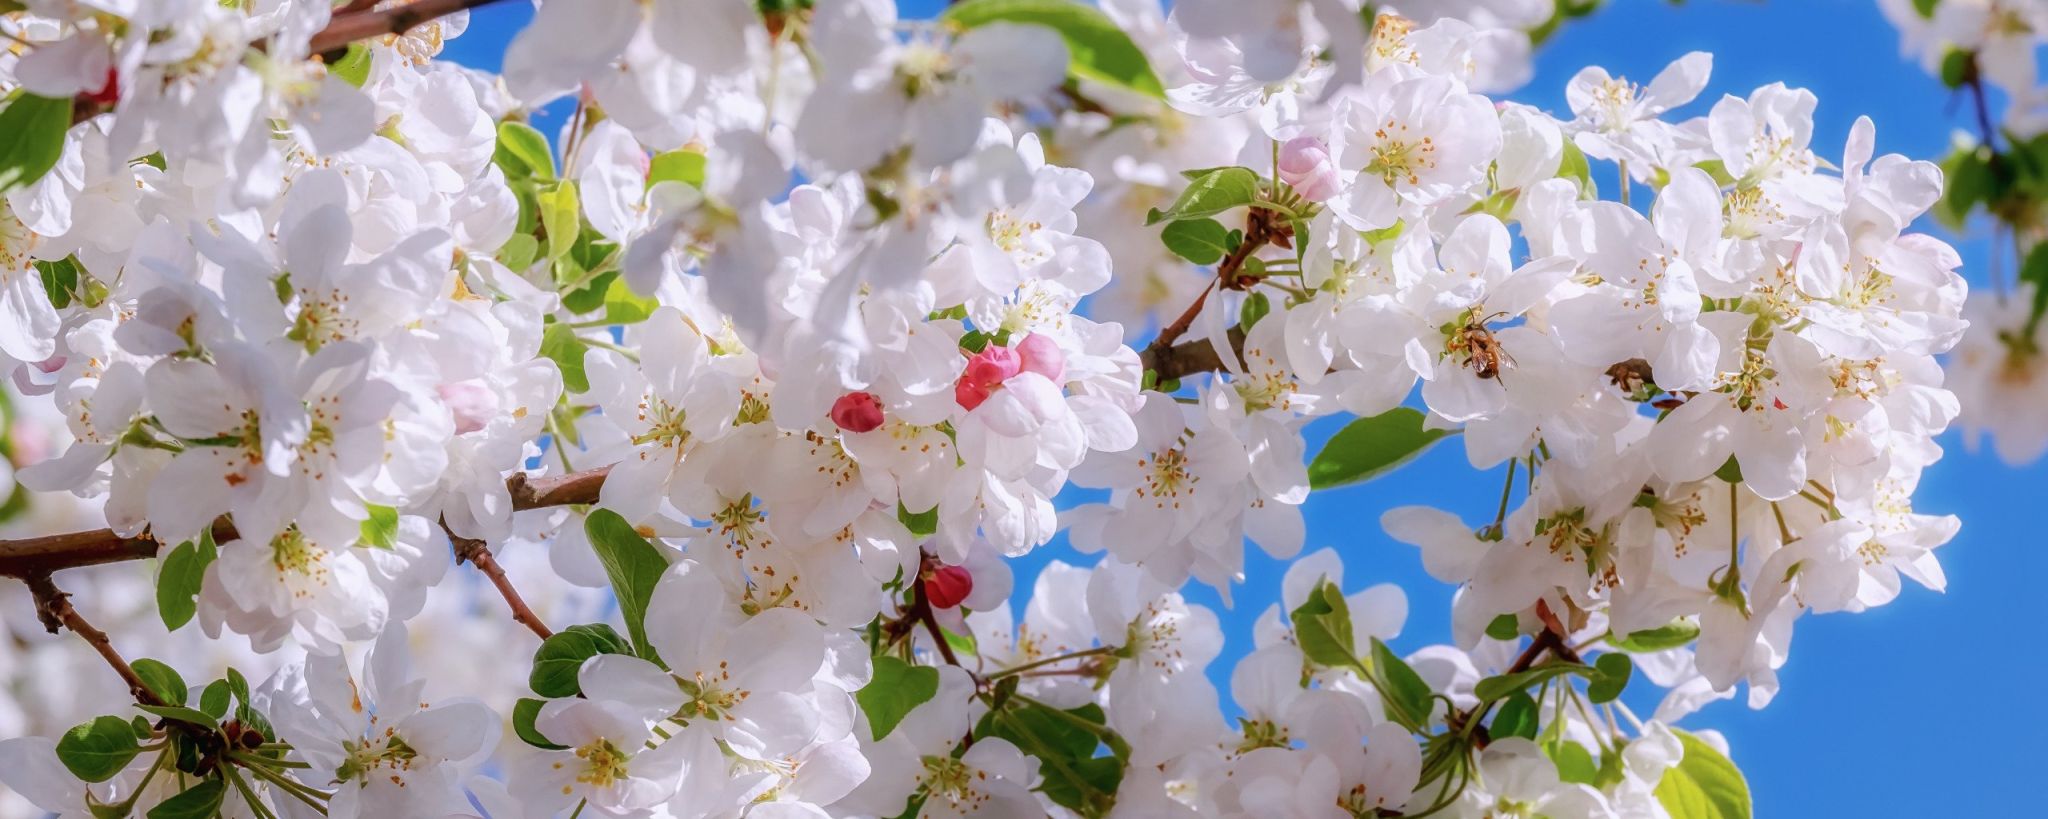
[{"x1": 1455, "y1": 311, "x2": 1513, "y2": 380}]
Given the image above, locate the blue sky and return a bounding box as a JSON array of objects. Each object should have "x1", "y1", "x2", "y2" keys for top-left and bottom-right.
[{"x1": 450, "y1": 1, "x2": 2041, "y2": 813}]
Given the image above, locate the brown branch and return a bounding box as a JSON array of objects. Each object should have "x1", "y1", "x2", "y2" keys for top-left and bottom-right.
[
  {"x1": 26, "y1": 574, "x2": 165, "y2": 706},
  {"x1": 440, "y1": 519, "x2": 554, "y2": 640},
  {"x1": 307, "y1": 0, "x2": 515, "y2": 56}
]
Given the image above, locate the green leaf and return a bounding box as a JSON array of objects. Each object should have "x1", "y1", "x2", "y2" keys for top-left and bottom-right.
[
  {"x1": 1549, "y1": 739, "x2": 1600, "y2": 785},
  {"x1": 1912, "y1": 0, "x2": 1938, "y2": 18},
  {"x1": 199, "y1": 681, "x2": 230, "y2": 720},
  {"x1": 1713, "y1": 455, "x2": 1743, "y2": 484},
  {"x1": 497, "y1": 232, "x2": 540, "y2": 272},
  {"x1": 1655, "y1": 730, "x2": 1752, "y2": 819},
  {"x1": 540, "y1": 321, "x2": 590, "y2": 393},
  {"x1": 943, "y1": 0, "x2": 1166, "y2": 99},
  {"x1": 1610, "y1": 619, "x2": 1701, "y2": 652},
  {"x1": 583, "y1": 509, "x2": 671, "y2": 662},
  {"x1": 1485, "y1": 614, "x2": 1521, "y2": 641},
  {"x1": 975, "y1": 700, "x2": 1125, "y2": 814},
  {"x1": 131, "y1": 659, "x2": 187, "y2": 707},
  {"x1": 1557, "y1": 138, "x2": 1597, "y2": 200},
  {"x1": 540, "y1": 180, "x2": 581, "y2": 261},
  {"x1": 135, "y1": 705, "x2": 219, "y2": 729},
  {"x1": 857, "y1": 656, "x2": 941, "y2": 741},
  {"x1": 1473, "y1": 663, "x2": 1594, "y2": 704},
  {"x1": 1308, "y1": 408, "x2": 1454, "y2": 490},
  {"x1": 1934, "y1": 146, "x2": 1994, "y2": 229},
  {"x1": 513, "y1": 698, "x2": 567, "y2": 750},
  {"x1": 357, "y1": 504, "x2": 399, "y2": 550},
  {"x1": 155, "y1": 530, "x2": 217, "y2": 632},
  {"x1": 56, "y1": 716, "x2": 144, "y2": 782},
  {"x1": 1369, "y1": 638, "x2": 1433, "y2": 731},
  {"x1": 1492, "y1": 690, "x2": 1539, "y2": 740},
  {"x1": 601, "y1": 274, "x2": 659, "y2": 324},
  {"x1": 329, "y1": 42, "x2": 373, "y2": 87},
  {"x1": 529, "y1": 624, "x2": 635, "y2": 698},
  {"x1": 897, "y1": 503, "x2": 939, "y2": 539},
  {"x1": 1159, "y1": 217, "x2": 1230, "y2": 265},
  {"x1": 1145, "y1": 167, "x2": 1260, "y2": 225},
  {"x1": 647, "y1": 150, "x2": 707, "y2": 189},
  {"x1": 494, "y1": 120, "x2": 554, "y2": 181},
  {"x1": 35, "y1": 256, "x2": 81, "y2": 310},
  {"x1": 1692, "y1": 159, "x2": 1737, "y2": 188},
  {"x1": 1288, "y1": 579, "x2": 1359, "y2": 672},
  {"x1": 1238, "y1": 291, "x2": 1271, "y2": 332},
  {"x1": 146, "y1": 779, "x2": 226, "y2": 819},
  {"x1": 1587, "y1": 653, "x2": 1632, "y2": 704},
  {"x1": 0, "y1": 92, "x2": 73, "y2": 194}
]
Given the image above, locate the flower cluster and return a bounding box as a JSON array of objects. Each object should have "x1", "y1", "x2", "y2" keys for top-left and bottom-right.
[
  {"x1": 0, "y1": 1, "x2": 1969, "y2": 817},
  {"x1": 1879, "y1": 0, "x2": 2048, "y2": 464}
]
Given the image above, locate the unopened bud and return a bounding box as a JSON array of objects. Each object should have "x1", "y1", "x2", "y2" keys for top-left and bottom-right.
[
  {"x1": 925, "y1": 564, "x2": 974, "y2": 609},
  {"x1": 831, "y1": 391, "x2": 886, "y2": 433},
  {"x1": 1015, "y1": 333, "x2": 1065, "y2": 383},
  {"x1": 1278, "y1": 136, "x2": 1339, "y2": 202}
]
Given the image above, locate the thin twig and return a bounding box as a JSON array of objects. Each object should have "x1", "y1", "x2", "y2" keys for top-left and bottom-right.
[
  {"x1": 440, "y1": 519, "x2": 554, "y2": 640},
  {"x1": 25, "y1": 574, "x2": 165, "y2": 706}
]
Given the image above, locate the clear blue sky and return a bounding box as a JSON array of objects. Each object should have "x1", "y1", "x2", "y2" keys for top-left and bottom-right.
[{"x1": 449, "y1": 2, "x2": 2042, "y2": 813}]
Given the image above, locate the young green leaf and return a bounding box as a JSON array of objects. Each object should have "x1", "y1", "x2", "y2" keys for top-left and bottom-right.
[
  {"x1": 135, "y1": 704, "x2": 220, "y2": 729},
  {"x1": 1655, "y1": 730, "x2": 1752, "y2": 819},
  {"x1": 583, "y1": 509, "x2": 671, "y2": 662},
  {"x1": 974, "y1": 700, "x2": 1126, "y2": 814},
  {"x1": 329, "y1": 42, "x2": 374, "y2": 88},
  {"x1": 647, "y1": 150, "x2": 707, "y2": 189},
  {"x1": 199, "y1": 680, "x2": 231, "y2": 720},
  {"x1": 1556, "y1": 138, "x2": 1597, "y2": 200},
  {"x1": 0, "y1": 92, "x2": 73, "y2": 194},
  {"x1": 357, "y1": 504, "x2": 400, "y2": 550},
  {"x1": 1159, "y1": 217, "x2": 1231, "y2": 265},
  {"x1": 1288, "y1": 579, "x2": 1360, "y2": 672},
  {"x1": 156, "y1": 530, "x2": 218, "y2": 632},
  {"x1": 858, "y1": 656, "x2": 940, "y2": 741},
  {"x1": 942, "y1": 0, "x2": 1166, "y2": 99},
  {"x1": 147, "y1": 779, "x2": 227, "y2": 819},
  {"x1": 898, "y1": 503, "x2": 939, "y2": 539},
  {"x1": 34, "y1": 256, "x2": 81, "y2": 309},
  {"x1": 1308, "y1": 408, "x2": 1455, "y2": 490},
  {"x1": 1472, "y1": 663, "x2": 1594, "y2": 704},
  {"x1": 1239, "y1": 291, "x2": 1271, "y2": 332},
  {"x1": 1369, "y1": 638, "x2": 1434, "y2": 730},
  {"x1": 55, "y1": 716, "x2": 144, "y2": 782},
  {"x1": 540, "y1": 180, "x2": 581, "y2": 261},
  {"x1": 1145, "y1": 167, "x2": 1261, "y2": 225},
  {"x1": 1492, "y1": 690, "x2": 1540, "y2": 740},
  {"x1": 1485, "y1": 614, "x2": 1522, "y2": 641},
  {"x1": 494, "y1": 120, "x2": 555, "y2": 181},
  {"x1": 602, "y1": 275, "x2": 660, "y2": 324},
  {"x1": 1548, "y1": 739, "x2": 1601, "y2": 785},
  {"x1": 1610, "y1": 619, "x2": 1701, "y2": 652},
  {"x1": 131, "y1": 659, "x2": 187, "y2": 707},
  {"x1": 513, "y1": 698, "x2": 567, "y2": 750},
  {"x1": 1587, "y1": 653, "x2": 1632, "y2": 703},
  {"x1": 540, "y1": 321, "x2": 590, "y2": 393},
  {"x1": 529, "y1": 624, "x2": 635, "y2": 698}
]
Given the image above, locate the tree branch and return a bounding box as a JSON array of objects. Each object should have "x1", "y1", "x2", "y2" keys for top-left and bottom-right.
[
  {"x1": 26, "y1": 573, "x2": 165, "y2": 706},
  {"x1": 0, "y1": 334, "x2": 1240, "y2": 578},
  {"x1": 307, "y1": 0, "x2": 515, "y2": 56},
  {"x1": 439, "y1": 519, "x2": 554, "y2": 640}
]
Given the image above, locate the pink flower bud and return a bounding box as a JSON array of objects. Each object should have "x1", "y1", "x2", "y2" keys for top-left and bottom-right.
[
  {"x1": 955, "y1": 378, "x2": 994, "y2": 410},
  {"x1": 925, "y1": 564, "x2": 974, "y2": 609},
  {"x1": 1014, "y1": 333, "x2": 1065, "y2": 383},
  {"x1": 963, "y1": 345, "x2": 1022, "y2": 388},
  {"x1": 437, "y1": 379, "x2": 500, "y2": 435},
  {"x1": 831, "y1": 391, "x2": 886, "y2": 433},
  {"x1": 1278, "y1": 136, "x2": 1339, "y2": 202}
]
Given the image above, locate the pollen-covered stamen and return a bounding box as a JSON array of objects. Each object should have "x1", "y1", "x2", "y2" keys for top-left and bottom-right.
[
  {"x1": 570, "y1": 739, "x2": 632, "y2": 790},
  {"x1": 1366, "y1": 119, "x2": 1438, "y2": 187},
  {"x1": 677, "y1": 663, "x2": 751, "y2": 722},
  {"x1": 1134, "y1": 435, "x2": 1198, "y2": 509}
]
